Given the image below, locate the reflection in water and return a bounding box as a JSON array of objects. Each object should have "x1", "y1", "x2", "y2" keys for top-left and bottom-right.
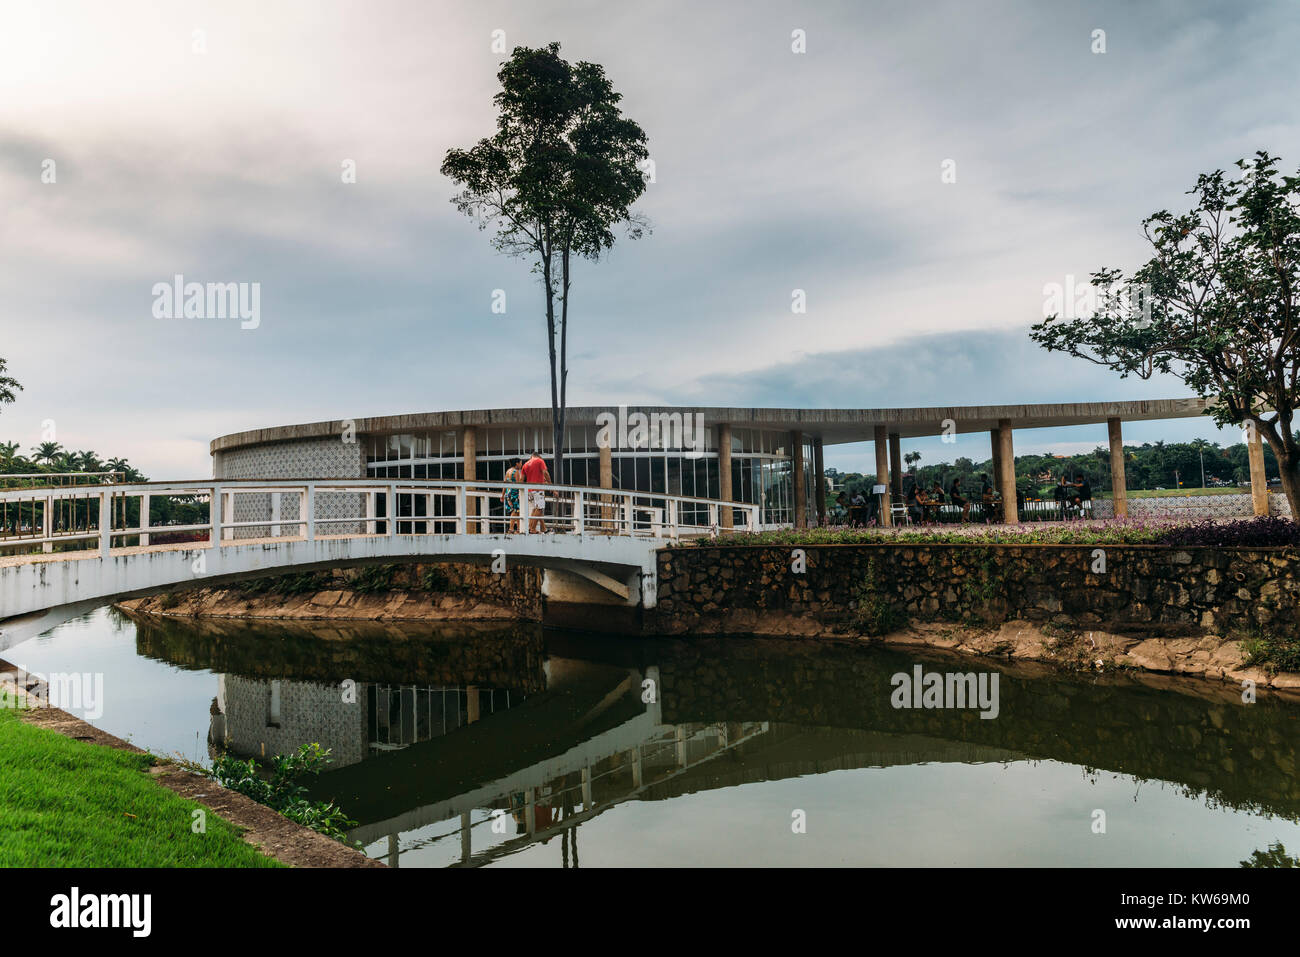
[{"x1": 120, "y1": 614, "x2": 1300, "y2": 867}]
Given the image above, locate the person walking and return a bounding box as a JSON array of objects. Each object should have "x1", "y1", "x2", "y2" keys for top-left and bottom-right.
[
  {"x1": 521, "y1": 451, "x2": 551, "y2": 533},
  {"x1": 502, "y1": 457, "x2": 524, "y2": 532}
]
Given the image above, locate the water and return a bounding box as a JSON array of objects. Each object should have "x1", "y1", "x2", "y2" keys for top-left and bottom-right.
[{"x1": 7, "y1": 606, "x2": 1300, "y2": 868}]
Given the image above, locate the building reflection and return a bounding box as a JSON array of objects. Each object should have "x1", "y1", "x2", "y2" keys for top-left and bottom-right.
[{"x1": 131, "y1": 613, "x2": 1300, "y2": 867}]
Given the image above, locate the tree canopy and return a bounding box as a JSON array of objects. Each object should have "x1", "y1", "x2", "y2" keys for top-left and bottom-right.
[{"x1": 1030, "y1": 151, "x2": 1300, "y2": 516}]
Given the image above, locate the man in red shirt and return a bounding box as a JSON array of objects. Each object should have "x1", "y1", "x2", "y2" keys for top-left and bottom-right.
[{"x1": 520, "y1": 452, "x2": 550, "y2": 532}]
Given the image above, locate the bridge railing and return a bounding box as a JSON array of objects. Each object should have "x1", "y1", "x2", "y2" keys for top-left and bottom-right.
[{"x1": 0, "y1": 478, "x2": 762, "y2": 558}]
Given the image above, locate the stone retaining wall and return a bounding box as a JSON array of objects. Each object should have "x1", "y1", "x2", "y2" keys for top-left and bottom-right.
[{"x1": 653, "y1": 543, "x2": 1300, "y2": 640}]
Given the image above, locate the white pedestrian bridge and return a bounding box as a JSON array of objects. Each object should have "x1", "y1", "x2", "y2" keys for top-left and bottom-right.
[{"x1": 0, "y1": 478, "x2": 760, "y2": 649}]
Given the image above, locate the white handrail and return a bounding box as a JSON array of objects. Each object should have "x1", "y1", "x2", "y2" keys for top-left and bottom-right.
[{"x1": 0, "y1": 477, "x2": 764, "y2": 558}]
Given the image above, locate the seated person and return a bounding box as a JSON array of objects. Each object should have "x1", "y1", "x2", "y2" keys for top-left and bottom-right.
[
  {"x1": 980, "y1": 475, "x2": 998, "y2": 522},
  {"x1": 926, "y1": 481, "x2": 946, "y2": 522},
  {"x1": 849, "y1": 491, "x2": 867, "y2": 527},
  {"x1": 949, "y1": 477, "x2": 971, "y2": 522},
  {"x1": 905, "y1": 484, "x2": 923, "y2": 524}
]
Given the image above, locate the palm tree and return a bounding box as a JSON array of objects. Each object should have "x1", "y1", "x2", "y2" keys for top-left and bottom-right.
[
  {"x1": 73, "y1": 450, "x2": 104, "y2": 474},
  {"x1": 0, "y1": 441, "x2": 19, "y2": 472},
  {"x1": 31, "y1": 441, "x2": 62, "y2": 466}
]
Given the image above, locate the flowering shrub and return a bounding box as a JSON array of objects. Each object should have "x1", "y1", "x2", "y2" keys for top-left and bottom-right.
[
  {"x1": 681, "y1": 516, "x2": 1300, "y2": 548},
  {"x1": 1156, "y1": 516, "x2": 1300, "y2": 548}
]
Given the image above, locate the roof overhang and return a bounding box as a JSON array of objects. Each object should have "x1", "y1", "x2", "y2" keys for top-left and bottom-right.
[{"x1": 210, "y1": 397, "x2": 1215, "y2": 455}]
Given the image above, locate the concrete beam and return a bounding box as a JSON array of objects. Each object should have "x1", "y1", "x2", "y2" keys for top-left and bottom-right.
[{"x1": 1108, "y1": 417, "x2": 1128, "y2": 519}]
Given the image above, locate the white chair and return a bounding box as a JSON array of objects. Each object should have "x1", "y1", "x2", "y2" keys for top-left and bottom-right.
[{"x1": 890, "y1": 500, "x2": 912, "y2": 526}]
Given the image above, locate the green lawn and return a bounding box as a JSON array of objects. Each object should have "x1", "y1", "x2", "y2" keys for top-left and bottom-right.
[
  {"x1": 0, "y1": 708, "x2": 282, "y2": 867},
  {"x1": 1096, "y1": 487, "x2": 1250, "y2": 500}
]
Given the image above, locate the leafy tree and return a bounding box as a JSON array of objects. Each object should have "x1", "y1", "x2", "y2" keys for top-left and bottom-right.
[
  {"x1": 0, "y1": 359, "x2": 19, "y2": 410},
  {"x1": 441, "y1": 42, "x2": 650, "y2": 481},
  {"x1": 1031, "y1": 151, "x2": 1300, "y2": 516}
]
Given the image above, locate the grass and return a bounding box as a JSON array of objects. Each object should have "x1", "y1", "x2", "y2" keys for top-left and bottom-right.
[
  {"x1": 0, "y1": 708, "x2": 283, "y2": 867},
  {"x1": 1099, "y1": 487, "x2": 1250, "y2": 499},
  {"x1": 1241, "y1": 631, "x2": 1300, "y2": 675},
  {"x1": 681, "y1": 520, "x2": 1173, "y2": 547}
]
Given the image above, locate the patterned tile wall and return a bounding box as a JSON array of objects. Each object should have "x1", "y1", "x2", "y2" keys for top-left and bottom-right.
[{"x1": 214, "y1": 438, "x2": 366, "y2": 537}]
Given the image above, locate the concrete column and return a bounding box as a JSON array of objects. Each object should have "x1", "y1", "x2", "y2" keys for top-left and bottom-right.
[
  {"x1": 462, "y1": 426, "x2": 478, "y2": 533},
  {"x1": 813, "y1": 437, "x2": 826, "y2": 526},
  {"x1": 718, "y1": 423, "x2": 733, "y2": 530},
  {"x1": 791, "y1": 430, "x2": 806, "y2": 527},
  {"x1": 997, "y1": 419, "x2": 1017, "y2": 524},
  {"x1": 1248, "y1": 423, "x2": 1270, "y2": 516},
  {"x1": 874, "y1": 425, "x2": 891, "y2": 526},
  {"x1": 599, "y1": 439, "x2": 613, "y2": 531},
  {"x1": 1107, "y1": 417, "x2": 1128, "y2": 518},
  {"x1": 989, "y1": 428, "x2": 1003, "y2": 492},
  {"x1": 888, "y1": 432, "x2": 902, "y2": 502}
]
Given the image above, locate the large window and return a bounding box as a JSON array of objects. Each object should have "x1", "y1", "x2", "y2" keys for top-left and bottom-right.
[{"x1": 364, "y1": 424, "x2": 806, "y2": 525}]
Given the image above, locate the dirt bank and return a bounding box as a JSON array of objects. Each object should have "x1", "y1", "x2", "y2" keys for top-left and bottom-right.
[{"x1": 881, "y1": 618, "x2": 1300, "y2": 697}]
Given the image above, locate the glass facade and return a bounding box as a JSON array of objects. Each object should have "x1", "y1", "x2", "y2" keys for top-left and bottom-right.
[{"x1": 364, "y1": 422, "x2": 817, "y2": 527}]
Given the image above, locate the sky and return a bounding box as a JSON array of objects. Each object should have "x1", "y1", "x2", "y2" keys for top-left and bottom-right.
[{"x1": 2, "y1": 0, "x2": 1299, "y2": 477}]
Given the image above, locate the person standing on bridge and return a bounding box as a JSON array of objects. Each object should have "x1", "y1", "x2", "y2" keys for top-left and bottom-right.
[
  {"x1": 521, "y1": 451, "x2": 550, "y2": 533},
  {"x1": 502, "y1": 457, "x2": 525, "y2": 532}
]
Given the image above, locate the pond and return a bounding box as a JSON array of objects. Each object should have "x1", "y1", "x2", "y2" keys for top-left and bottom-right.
[{"x1": 7, "y1": 606, "x2": 1300, "y2": 868}]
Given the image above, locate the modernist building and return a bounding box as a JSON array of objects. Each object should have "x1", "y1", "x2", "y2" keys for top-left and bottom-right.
[{"x1": 211, "y1": 398, "x2": 1255, "y2": 528}]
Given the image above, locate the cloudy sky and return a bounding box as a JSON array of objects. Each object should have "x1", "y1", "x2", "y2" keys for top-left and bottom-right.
[{"x1": 2, "y1": 0, "x2": 1298, "y2": 477}]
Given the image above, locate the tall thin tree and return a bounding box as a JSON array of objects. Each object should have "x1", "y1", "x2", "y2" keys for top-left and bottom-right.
[{"x1": 442, "y1": 42, "x2": 649, "y2": 481}]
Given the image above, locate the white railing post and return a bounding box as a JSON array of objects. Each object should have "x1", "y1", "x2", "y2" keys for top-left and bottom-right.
[
  {"x1": 271, "y1": 491, "x2": 282, "y2": 537},
  {"x1": 574, "y1": 490, "x2": 585, "y2": 535},
  {"x1": 222, "y1": 490, "x2": 233, "y2": 541},
  {"x1": 42, "y1": 494, "x2": 53, "y2": 553},
  {"x1": 455, "y1": 486, "x2": 467, "y2": 535},
  {"x1": 623, "y1": 496, "x2": 633, "y2": 535},
  {"x1": 305, "y1": 484, "x2": 316, "y2": 541},
  {"x1": 666, "y1": 499, "x2": 678, "y2": 540},
  {"x1": 365, "y1": 490, "x2": 376, "y2": 535},
  {"x1": 388, "y1": 485, "x2": 398, "y2": 536},
  {"x1": 140, "y1": 493, "x2": 151, "y2": 546},
  {"x1": 521, "y1": 486, "x2": 530, "y2": 535},
  {"x1": 99, "y1": 490, "x2": 111, "y2": 558}
]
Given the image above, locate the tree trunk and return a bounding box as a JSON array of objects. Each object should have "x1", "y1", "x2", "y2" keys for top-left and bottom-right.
[
  {"x1": 1260, "y1": 416, "x2": 1300, "y2": 519},
  {"x1": 540, "y1": 236, "x2": 560, "y2": 478},
  {"x1": 555, "y1": 245, "x2": 571, "y2": 485}
]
